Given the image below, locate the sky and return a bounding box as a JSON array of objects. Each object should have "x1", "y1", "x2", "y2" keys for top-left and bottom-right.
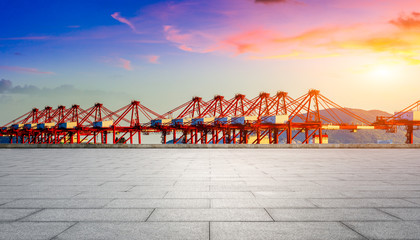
[{"x1": 1, "y1": 0, "x2": 420, "y2": 124}]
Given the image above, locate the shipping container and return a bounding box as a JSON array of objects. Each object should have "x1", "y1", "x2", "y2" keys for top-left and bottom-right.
[
  {"x1": 93, "y1": 120, "x2": 113, "y2": 128},
  {"x1": 37, "y1": 123, "x2": 56, "y2": 129},
  {"x1": 151, "y1": 119, "x2": 172, "y2": 127},
  {"x1": 58, "y1": 122, "x2": 77, "y2": 129},
  {"x1": 398, "y1": 111, "x2": 420, "y2": 121},
  {"x1": 248, "y1": 135, "x2": 270, "y2": 144},
  {"x1": 12, "y1": 124, "x2": 24, "y2": 130},
  {"x1": 261, "y1": 115, "x2": 289, "y2": 124},
  {"x1": 214, "y1": 117, "x2": 230, "y2": 125},
  {"x1": 357, "y1": 126, "x2": 374, "y2": 130},
  {"x1": 322, "y1": 125, "x2": 340, "y2": 130},
  {"x1": 171, "y1": 118, "x2": 191, "y2": 126},
  {"x1": 192, "y1": 117, "x2": 215, "y2": 126},
  {"x1": 313, "y1": 135, "x2": 328, "y2": 144},
  {"x1": 231, "y1": 116, "x2": 258, "y2": 125},
  {"x1": 24, "y1": 123, "x2": 37, "y2": 129}
]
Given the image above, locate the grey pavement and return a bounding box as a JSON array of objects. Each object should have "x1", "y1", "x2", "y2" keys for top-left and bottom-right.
[{"x1": 0, "y1": 149, "x2": 420, "y2": 239}]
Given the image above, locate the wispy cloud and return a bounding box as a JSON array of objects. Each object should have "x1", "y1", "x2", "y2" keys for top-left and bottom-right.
[
  {"x1": 0, "y1": 66, "x2": 54, "y2": 74},
  {"x1": 0, "y1": 36, "x2": 50, "y2": 40},
  {"x1": 147, "y1": 55, "x2": 160, "y2": 64},
  {"x1": 118, "y1": 58, "x2": 132, "y2": 70},
  {"x1": 163, "y1": 25, "x2": 216, "y2": 53},
  {"x1": 102, "y1": 56, "x2": 133, "y2": 70},
  {"x1": 111, "y1": 12, "x2": 138, "y2": 33},
  {"x1": 255, "y1": 0, "x2": 291, "y2": 4}
]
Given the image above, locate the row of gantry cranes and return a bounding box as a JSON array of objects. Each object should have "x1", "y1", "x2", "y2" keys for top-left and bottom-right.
[{"x1": 1, "y1": 89, "x2": 419, "y2": 145}]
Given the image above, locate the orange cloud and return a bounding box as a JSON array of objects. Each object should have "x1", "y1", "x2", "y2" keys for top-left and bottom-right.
[
  {"x1": 329, "y1": 13, "x2": 420, "y2": 64},
  {"x1": 159, "y1": 8, "x2": 420, "y2": 65},
  {"x1": 390, "y1": 12, "x2": 420, "y2": 29},
  {"x1": 248, "y1": 51, "x2": 340, "y2": 60}
]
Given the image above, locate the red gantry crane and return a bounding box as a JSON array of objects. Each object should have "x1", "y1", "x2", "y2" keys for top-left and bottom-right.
[{"x1": 0, "y1": 89, "x2": 417, "y2": 145}]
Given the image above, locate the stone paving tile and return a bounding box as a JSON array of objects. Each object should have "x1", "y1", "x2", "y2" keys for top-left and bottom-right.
[
  {"x1": 406, "y1": 198, "x2": 420, "y2": 205},
  {"x1": 130, "y1": 185, "x2": 210, "y2": 192},
  {"x1": 0, "y1": 199, "x2": 14, "y2": 206},
  {"x1": 165, "y1": 191, "x2": 254, "y2": 199},
  {"x1": 211, "y1": 199, "x2": 316, "y2": 208},
  {"x1": 342, "y1": 190, "x2": 420, "y2": 198},
  {"x1": 0, "y1": 185, "x2": 133, "y2": 192},
  {"x1": 1, "y1": 149, "x2": 420, "y2": 239},
  {"x1": 261, "y1": 181, "x2": 320, "y2": 186},
  {"x1": 55, "y1": 222, "x2": 209, "y2": 240},
  {"x1": 0, "y1": 191, "x2": 82, "y2": 199},
  {"x1": 210, "y1": 222, "x2": 365, "y2": 240},
  {"x1": 104, "y1": 181, "x2": 177, "y2": 186},
  {"x1": 267, "y1": 208, "x2": 398, "y2": 221},
  {"x1": 105, "y1": 199, "x2": 210, "y2": 208},
  {"x1": 345, "y1": 221, "x2": 420, "y2": 240},
  {"x1": 0, "y1": 222, "x2": 75, "y2": 240},
  {"x1": 175, "y1": 181, "x2": 246, "y2": 186},
  {"x1": 314, "y1": 180, "x2": 389, "y2": 186},
  {"x1": 350, "y1": 185, "x2": 420, "y2": 191},
  {"x1": 210, "y1": 185, "x2": 291, "y2": 192},
  {"x1": 0, "y1": 209, "x2": 40, "y2": 221},
  {"x1": 253, "y1": 191, "x2": 346, "y2": 198},
  {"x1": 308, "y1": 198, "x2": 419, "y2": 208},
  {"x1": 1, "y1": 199, "x2": 111, "y2": 209},
  {"x1": 380, "y1": 208, "x2": 420, "y2": 220},
  {"x1": 27, "y1": 181, "x2": 107, "y2": 186},
  {"x1": 148, "y1": 208, "x2": 272, "y2": 222},
  {"x1": 73, "y1": 191, "x2": 167, "y2": 199},
  {"x1": 22, "y1": 209, "x2": 153, "y2": 222}
]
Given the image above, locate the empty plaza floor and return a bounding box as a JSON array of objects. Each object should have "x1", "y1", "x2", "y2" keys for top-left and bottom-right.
[{"x1": 1, "y1": 148, "x2": 420, "y2": 240}]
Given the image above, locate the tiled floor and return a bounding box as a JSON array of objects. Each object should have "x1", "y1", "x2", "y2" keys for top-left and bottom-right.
[{"x1": 1, "y1": 148, "x2": 420, "y2": 239}]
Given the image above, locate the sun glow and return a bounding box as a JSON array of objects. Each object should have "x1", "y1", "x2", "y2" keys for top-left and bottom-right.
[{"x1": 368, "y1": 64, "x2": 401, "y2": 82}]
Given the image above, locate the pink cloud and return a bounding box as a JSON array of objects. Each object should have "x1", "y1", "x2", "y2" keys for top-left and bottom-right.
[
  {"x1": 116, "y1": 0, "x2": 420, "y2": 65},
  {"x1": 222, "y1": 29, "x2": 279, "y2": 54},
  {"x1": 179, "y1": 45, "x2": 193, "y2": 52},
  {"x1": 111, "y1": 12, "x2": 138, "y2": 33},
  {"x1": 147, "y1": 55, "x2": 160, "y2": 64},
  {"x1": 163, "y1": 25, "x2": 192, "y2": 44},
  {"x1": 118, "y1": 58, "x2": 132, "y2": 70},
  {"x1": 255, "y1": 0, "x2": 302, "y2": 4},
  {"x1": 127, "y1": 39, "x2": 166, "y2": 44},
  {"x1": 163, "y1": 25, "x2": 217, "y2": 53},
  {"x1": 0, "y1": 66, "x2": 54, "y2": 74},
  {"x1": 101, "y1": 57, "x2": 133, "y2": 70},
  {"x1": 0, "y1": 36, "x2": 50, "y2": 40}
]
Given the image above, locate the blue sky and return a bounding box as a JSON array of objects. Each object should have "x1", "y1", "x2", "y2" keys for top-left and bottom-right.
[{"x1": 1, "y1": 0, "x2": 420, "y2": 124}]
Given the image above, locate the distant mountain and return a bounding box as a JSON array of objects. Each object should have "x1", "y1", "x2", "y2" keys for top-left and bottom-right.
[{"x1": 291, "y1": 108, "x2": 420, "y2": 144}]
